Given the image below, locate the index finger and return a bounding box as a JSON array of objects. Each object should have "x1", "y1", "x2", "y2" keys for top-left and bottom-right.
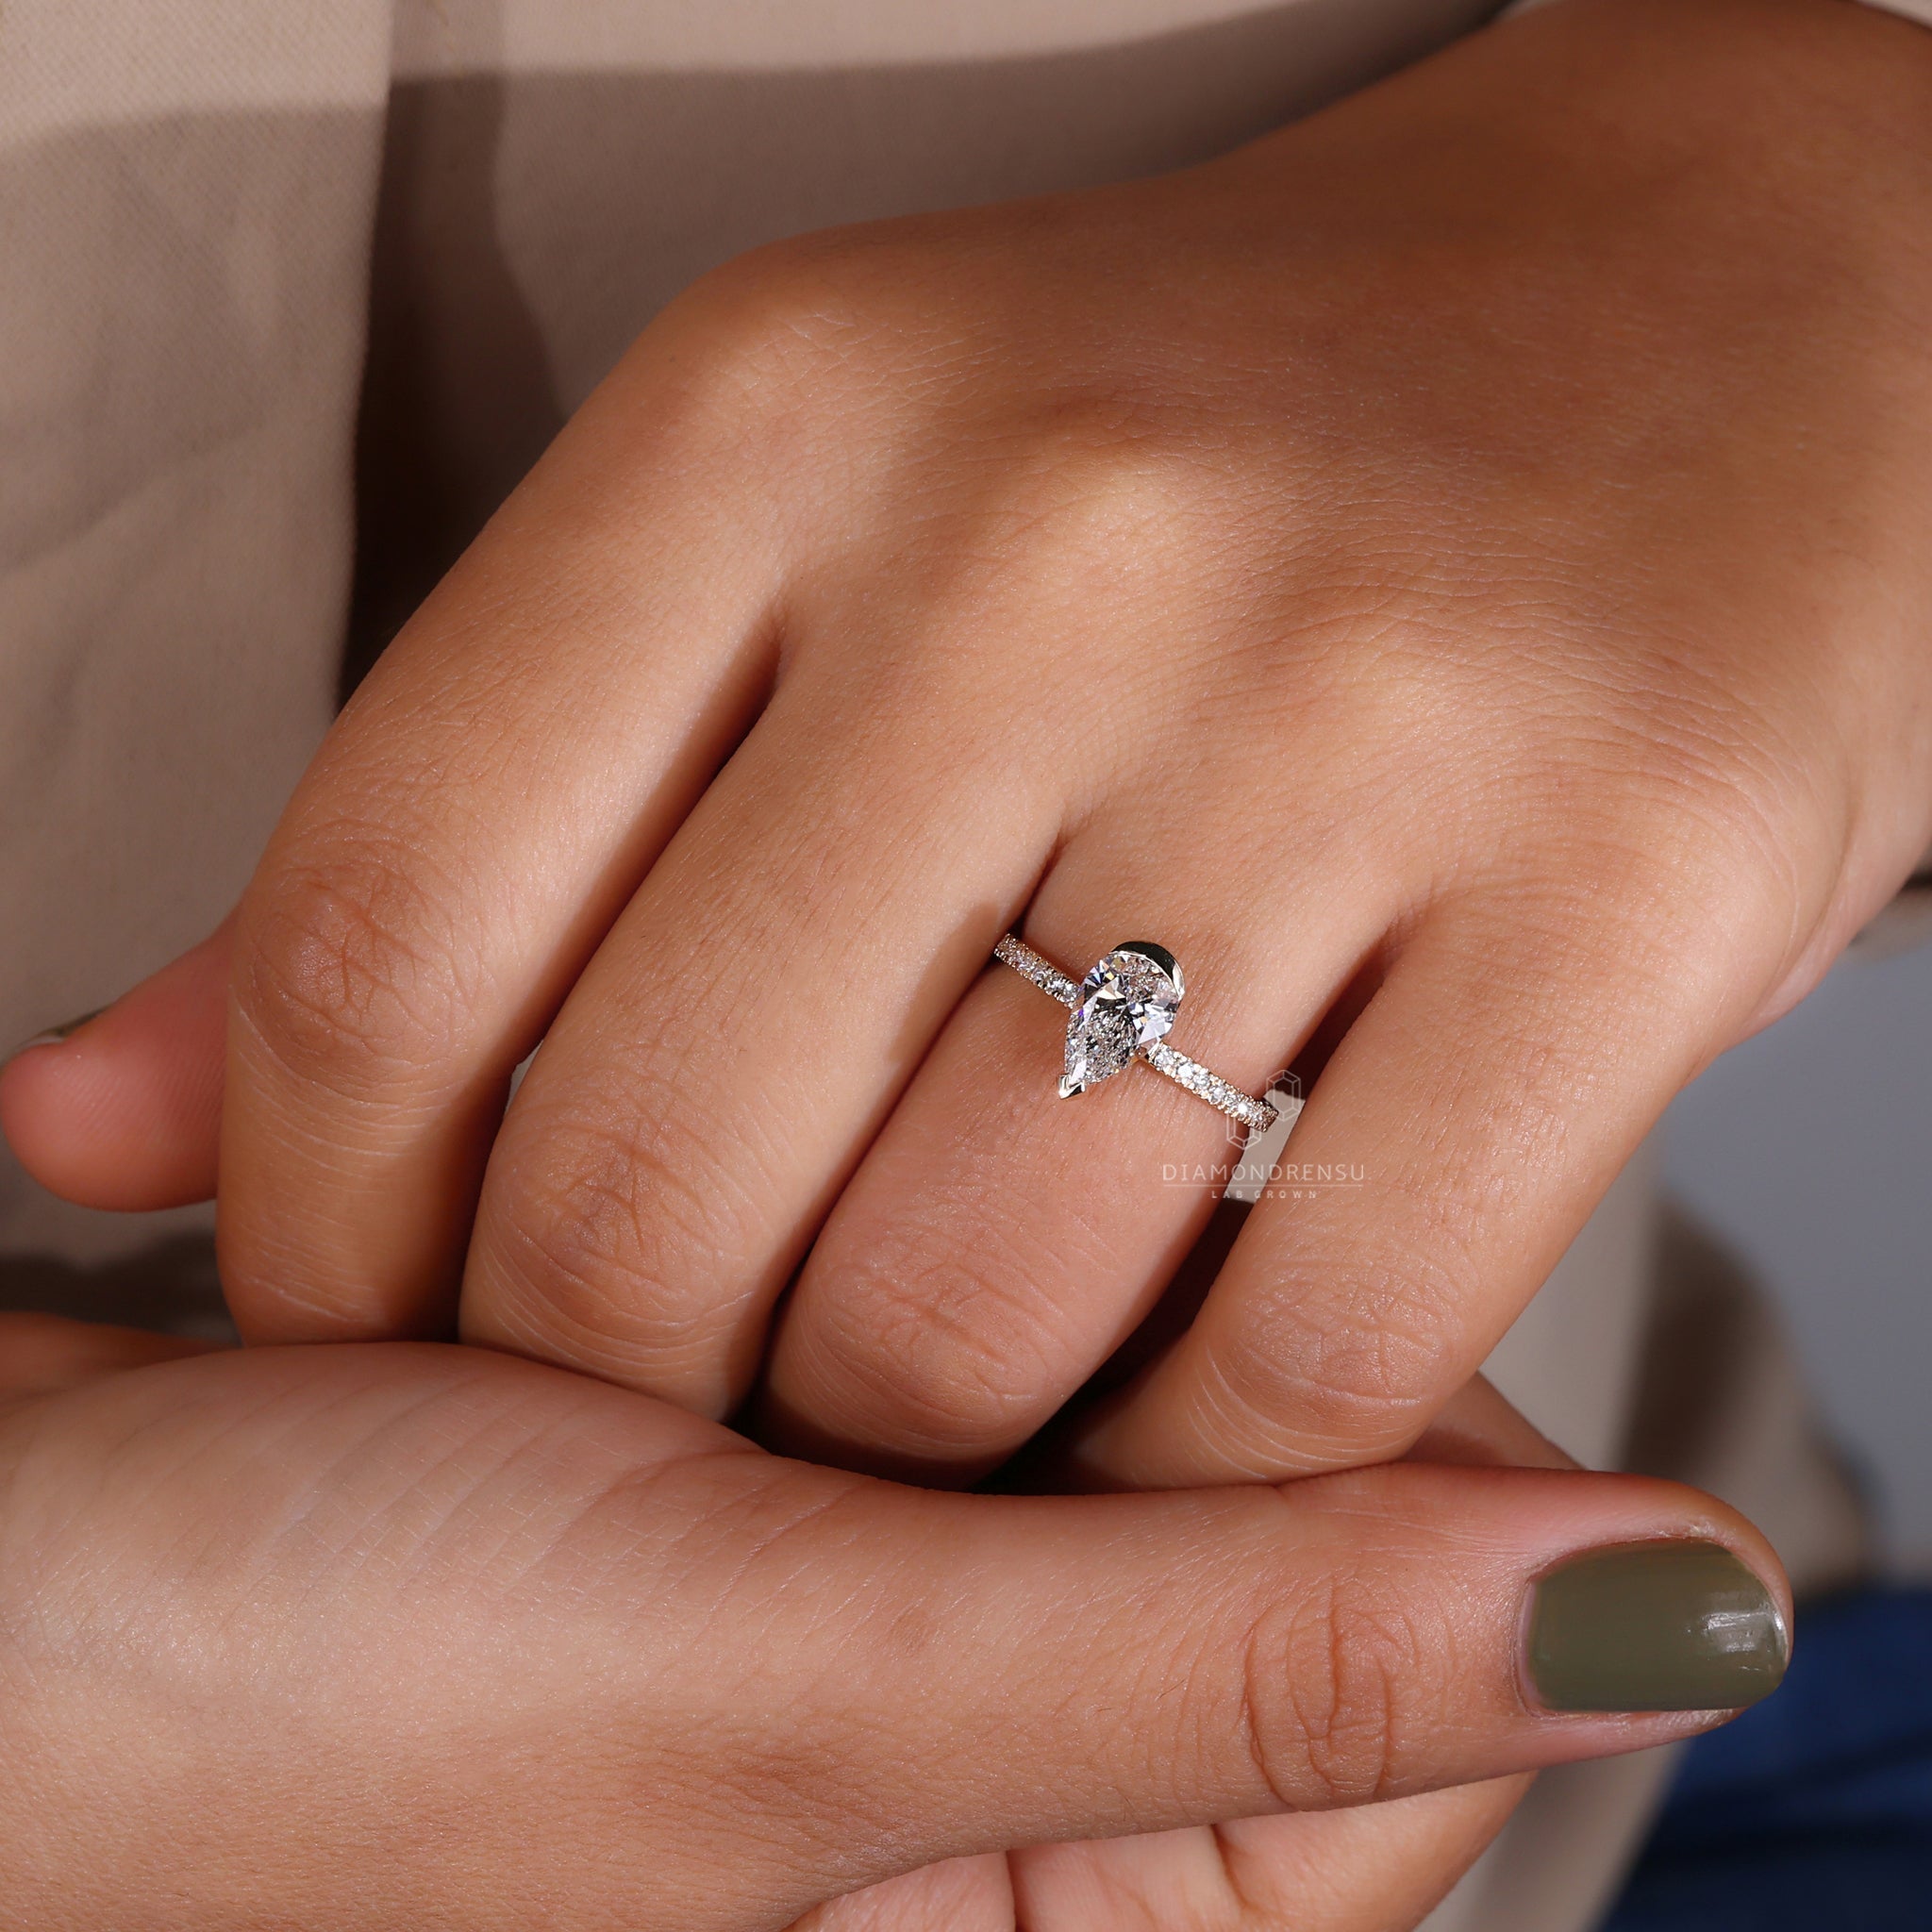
[{"x1": 219, "y1": 318, "x2": 784, "y2": 1341}]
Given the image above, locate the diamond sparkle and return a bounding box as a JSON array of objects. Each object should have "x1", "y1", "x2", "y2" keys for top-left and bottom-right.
[
  {"x1": 1060, "y1": 943, "x2": 1184, "y2": 1098},
  {"x1": 992, "y1": 932, "x2": 1278, "y2": 1133}
]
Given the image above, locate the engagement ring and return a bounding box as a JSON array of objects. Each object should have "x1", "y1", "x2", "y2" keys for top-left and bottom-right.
[{"x1": 993, "y1": 933, "x2": 1281, "y2": 1134}]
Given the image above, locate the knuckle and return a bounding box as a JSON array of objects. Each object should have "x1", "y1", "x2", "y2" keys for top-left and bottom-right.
[
  {"x1": 1495, "y1": 631, "x2": 1823, "y2": 921},
  {"x1": 1245, "y1": 1567, "x2": 1430, "y2": 1808},
  {"x1": 804, "y1": 1239, "x2": 1074, "y2": 1457},
  {"x1": 651, "y1": 234, "x2": 896, "y2": 428},
  {"x1": 237, "y1": 838, "x2": 472, "y2": 1094},
  {"x1": 485, "y1": 1091, "x2": 754, "y2": 1400},
  {"x1": 1206, "y1": 1257, "x2": 1468, "y2": 1469},
  {"x1": 979, "y1": 416, "x2": 1219, "y2": 572}
]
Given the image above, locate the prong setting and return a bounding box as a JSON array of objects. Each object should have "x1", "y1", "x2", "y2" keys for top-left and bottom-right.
[{"x1": 992, "y1": 931, "x2": 1275, "y2": 1133}]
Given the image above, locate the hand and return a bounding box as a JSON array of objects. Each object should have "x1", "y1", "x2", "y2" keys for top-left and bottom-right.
[
  {"x1": 5, "y1": 6, "x2": 1888, "y2": 1917},
  {"x1": 0, "y1": 1315, "x2": 1785, "y2": 1930},
  {"x1": 3, "y1": 943, "x2": 1570, "y2": 1932},
  {"x1": 10, "y1": 0, "x2": 1930, "y2": 1487},
  {"x1": 785, "y1": 1375, "x2": 1590, "y2": 1932}
]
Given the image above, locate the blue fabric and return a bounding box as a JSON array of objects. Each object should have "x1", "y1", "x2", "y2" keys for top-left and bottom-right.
[{"x1": 1603, "y1": 1589, "x2": 1932, "y2": 1931}]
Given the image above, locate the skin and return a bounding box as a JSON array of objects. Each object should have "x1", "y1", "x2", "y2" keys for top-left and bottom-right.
[
  {"x1": 3, "y1": 0, "x2": 1926, "y2": 1919},
  {"x1": 0, "y1": 1315, "x2": 1777, "y2": 1931},
  {"x1": 13, "y1": 0, "x2": 1930, "y2": 1468}
]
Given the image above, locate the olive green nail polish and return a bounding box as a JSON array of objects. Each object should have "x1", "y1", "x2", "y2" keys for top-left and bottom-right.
[
  {"x1": 1528, "y1": 1541, "x2": 1789, "y2": 1713},
  {"x1": 8, "y1": 1008, "x2": 107, "y2": 1058}
]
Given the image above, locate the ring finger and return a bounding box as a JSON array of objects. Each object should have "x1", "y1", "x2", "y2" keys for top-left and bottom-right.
[{"x1": 758, "y1": 781, "x2": 1403, "y2": 1480}]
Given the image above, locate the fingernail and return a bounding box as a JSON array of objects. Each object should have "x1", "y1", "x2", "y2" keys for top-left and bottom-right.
[
  {"x1": 1528, "y1": 1541, "x2": 1789, "y2": 1713},
  {"x1": 8, "y1": 1008, "x2": 108, "y2": 1058}
]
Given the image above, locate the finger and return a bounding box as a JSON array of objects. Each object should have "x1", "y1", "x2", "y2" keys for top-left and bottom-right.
[
  {"x1": 219, "y1": 308, "x2": 788, "y2": 1343},
  {"x1": 758, "y1": 790, "x2": 1391, "y2": 1480},
  {"x1": 789, "y1": 1858, "x2": 1011, "y2": 1932},
  {"x1": 795, "y1": 1378, "x2": 1561, "y2": 1932},
  {"x1": 458, "y1": 655, "x2": 1060, "y2": 1417},
  {"x1": 1401, "y1": 1371, "x2": 1574, "y2": 1472},
  {"x1": 670, "y1": 1451, "x2": 1787, "y2": 1852},
  {"x1": 728, "y1": 1463, "x2": 1782, "y2": 1893},
  {"x1": 457, "y1": 426, "x2": 1374, "y2": 1419},
  {"x1": 0, "y1": 1313, "x2": 225, "y2": 1401},
  {"x1": 1067, "y1": 882, "x2": 1748, "y2": 1488},
  {"x1": 0, "y1": 920, "x2": 230, "y2": 1212},
  {"x1": 1004, "y1": 1390, "x2": 1567, "y2": 1929},
  {"x1": 1007, "y1": 1782, "x2": 1528, "y2": 1932},
  {"x1": 795, "y1": 1777, "x2": 1526, "y2": 1932},
  {"x1": 26, "y1": 1344, "x2": 1789, "y2": 1924}
]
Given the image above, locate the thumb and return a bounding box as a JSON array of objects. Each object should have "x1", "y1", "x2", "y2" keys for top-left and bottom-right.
[
  {"x1": 776, "y1": 1468, "x2": 1786, "y2": 1882},
  {"x1": 8, "y1": 1343, "x2": 1791, "y2": 1931},
  {"x1": 0, "y1": 917, "x2": 229, "y2": 1210}
]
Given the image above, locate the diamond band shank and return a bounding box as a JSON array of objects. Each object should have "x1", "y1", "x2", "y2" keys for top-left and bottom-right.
[
  {"x1": 994, "y1": 933, "x2": 1081, "y2": 1007},
  {"x1": 993, "y1": 934, "x2": 1277, "y2": 1133},
  {"x1": 1140, "y1": 1040, "x2": 1279, "y2": 1133}
]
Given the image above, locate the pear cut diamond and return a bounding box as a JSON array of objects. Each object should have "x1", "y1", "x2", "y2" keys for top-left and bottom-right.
[
  {"x1": 995, "y1": 931, "x2": 1275, "y2": 1131},
  {"x1": 1060, "y1": 942, "x2": 1184, "y2": 1098}
]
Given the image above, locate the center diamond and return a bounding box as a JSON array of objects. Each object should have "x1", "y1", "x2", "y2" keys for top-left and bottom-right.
[{"x1": 1060, "y1": 942, "x2": 1185, "y2": 1098}]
